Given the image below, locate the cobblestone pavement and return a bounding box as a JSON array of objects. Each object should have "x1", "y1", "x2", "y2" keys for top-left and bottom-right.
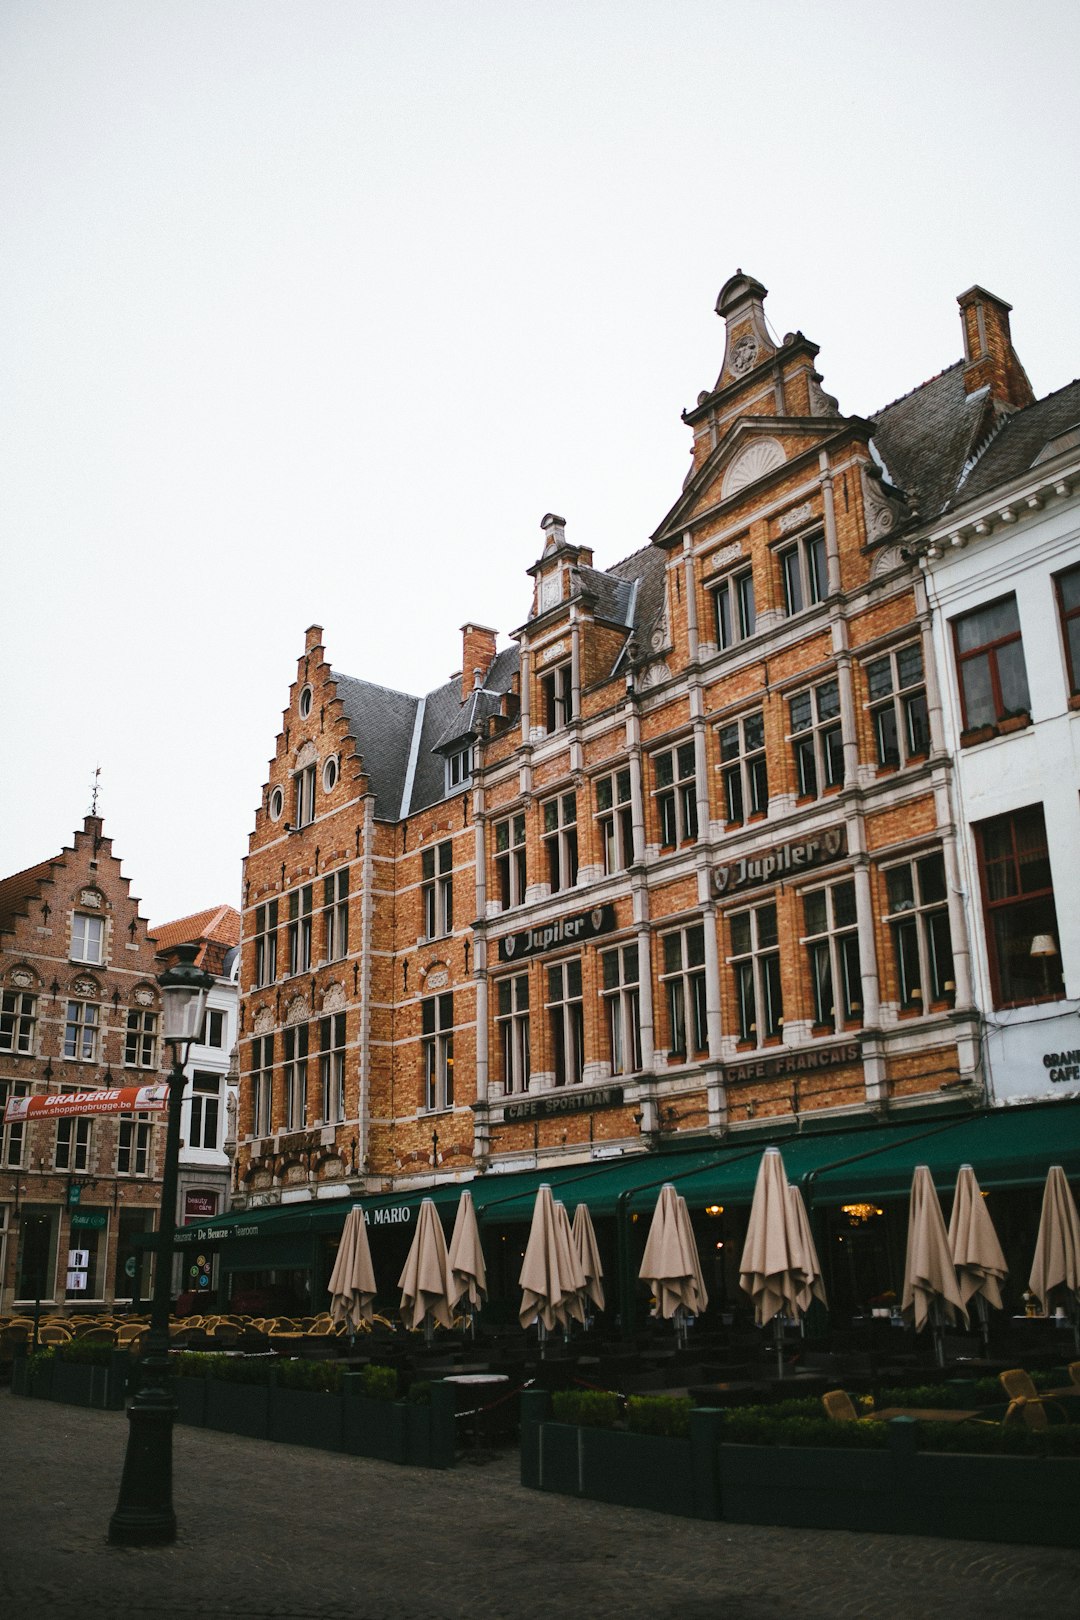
[{"x1": 2, "y1": 1391, "x2": 1079, "y2": 1620}]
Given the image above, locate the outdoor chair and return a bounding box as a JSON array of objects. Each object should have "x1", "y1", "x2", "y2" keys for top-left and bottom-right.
[
  {"x1": 999, "y1": 1368, "x2": 1067, "y2": 1430},
  {"x1": 1068, "y1": 1361, "x2": 1080, "y2": 1389},
  {"x1": 79, "y1": 1326, "x2": 118, "y2": 1345},
  {"x1": 37, "y1": 1324, "x2": 72, "y2": 1345},
  {"x1": 822, "y1": 1389, "x2": 859, "y2": 1423}
]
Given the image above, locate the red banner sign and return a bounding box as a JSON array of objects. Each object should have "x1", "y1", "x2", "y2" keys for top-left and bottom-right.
[{"x1": 3, "y1": 1084, "x2": 168, "y2": 1123}]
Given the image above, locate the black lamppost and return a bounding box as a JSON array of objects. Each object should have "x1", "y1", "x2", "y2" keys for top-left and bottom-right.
[{"x1": 109, "y1": 943, "x2": 213, "y2": 1546}]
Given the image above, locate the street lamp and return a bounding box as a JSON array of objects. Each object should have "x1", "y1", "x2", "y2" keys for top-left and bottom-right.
[{"x1": 109, "y1": 943, "x2": 214, "y2": 1546}]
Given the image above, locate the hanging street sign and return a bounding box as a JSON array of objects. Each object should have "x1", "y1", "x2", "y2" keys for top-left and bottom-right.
[{"x1": 3, "y1": 1084, "x2": 168, "y2": 1123}]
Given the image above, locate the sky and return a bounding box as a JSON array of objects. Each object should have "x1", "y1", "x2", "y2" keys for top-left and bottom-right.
[{"x1": 2, "y1": 1, "x2": 1079, "y2": 928}]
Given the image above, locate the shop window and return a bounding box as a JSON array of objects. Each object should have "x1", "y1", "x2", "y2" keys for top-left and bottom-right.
[
  {"x1": 255, "y1": 901, "x2": 278, "y2": 986},
  {"x1": 953, "y1": 594, "x2": 1030, "y2": 736},
  {"x1": 251, "y1": 1033, "x2": 274, "y2": 1137},
  {"x1": 660, "y1": 924, "x2": 708, "y2": 1058},
  {"x1": 124, "y1": 1008, "x2": 158, "y2": 1069},
  {"x1": 0, "y1": 1079, "x2": 30, "y2": 1166},
  {"x1": 66, "y1": 1221, "x2": 104, "y2": 1301},
  {"x1": 117, "y1": 1112, "x2": 152, "y2": 1175},
  {"x1": 324, "y1": 868, "x2": 349, "y2": 961},
  {"x1": 288, "y1": 885, "x2": 313, "y2": 976},
  {"x1": 543, "y1": 792, "x2": 579, "y2": 893},
  {"x1": 17, "y1": 1209, "x2": 57, "y2": 1303},
  {"x1": 494, "y1": 813, "x2": 527, "y2": 910},
  {"x1": 802, "y1": 879, "x2": 862, "y2": 1031},
  {"x1": 596, "y1": 768, "x2": 633, "y2": 874},
  {"x1": 422, "y1": 993, "x2": 455, "y2": 1111},
  {"x1": 1, "y1": 989, "x2": 37, "y2": 1055},
  {"x1": 540, "y1": 663, "x2": 573, "y2": 732},
  {"x1": 974, "y1": 804, "x2": 1064, "y2": 1006},
  {"x1": 779, "y1": 530, "x2": 828, "y2": 615},
  {"x1": 283, "y1": 1023, "x2": 309, "y2": 1129},
  {"x1": 63, "y1": 999, "x2": 99, "y2": 1062},
  {"x1": 422, "y1": 842, "x2": 454, "y2": 939},
  {"x1": 601, "y1": 943, "x2": 641, "y2": 1077},
  {"x1": 71, "y1": 912, "x2": 104, "y2": 965},
  {"x1": 884, "y1": 853, "x2": 955, "y2": 1012},
  {"x1": 865, "y1": 643, "x2": 929, "y2": 768},
  {"x1": 718, "y1": 711, "x2": 768, "y2": 824},
  {"x1": 712, "y1": 569, "x2": 756, "y2": 648},
  {"x1": 1055, "y1": 563, "x2": 1080, "y2": 698},
  {"x1": 546, "y1": 959, "x2": 584, "y2": 1087},
  {"x1": 729, "y1": 902, "x2": 783, "y2": 1044},
  {"x1": 496, "y1": 974, "x2": 531, "y2": 1093},
  {"x1": 189, "y1": 1073, "x2": 221, "y2": 1151},
  {"x1": 654, "y1": 742, "x2": 698, "y2": 846},
  {"x1": 789, "y1": 678, "x2": 844, "y2": 798},
  {"x1": 293, "y1": 762, "x2": 317, "y2": 828},
  {"x1": 320, "y1": 1013, "x2": 346, "y2": 1124}
]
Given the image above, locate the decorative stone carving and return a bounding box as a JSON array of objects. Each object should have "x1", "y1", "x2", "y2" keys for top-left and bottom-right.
[
  {"x1": 284, "y1": 1162, "x2": 307, "y2": 1185},
  {"x1": 134, "y1": 985, "x2": 154, "y2": 1006},
  {"x1": 253, "y1": 1006, "x2": 274, "y2": 1035},
  {"x1": 252, "y1": 1170, "x2": 273, "y2": 1191},
  {"x1": 322, "y1": 982, "x2": 346, "y2": 1013},
  {"x1": 729, "y1": 333, "x2": 759, "y2": 375},
  {"x1": 721, "y1": 438, "x2": 785, "y2": 500},
  {"x1": 708, "y1": 541, "x2": 744, "y2": 570},
  {"x1": 425, "y1": 968, "x2": 449, "y2": 990},
  {"x1": 777, "y1": 501, "x2": 814, "y2": 535},
  {"x1": 869, "y1": 544, "x2": 908, "y2": 580},
  {"x1": 285, "y1": 993, "x2": 310, "y2": 1026},
  {"x1": 320, "y1": 1157, "x2": 344, "y2": 1180},
  {"x1": 10, "y1": 968, "x2": 33, "y2": 988},
  {"x1": 295, "y1": 738, "x2": 318, "y2": 768},
  {"x1": 637, "y1": 660, "x2": 672, "y2": 690},
  {"x1": 808, "y1": 371, "x2": 840, "y2": 417},
  {"x1": 861, "y1": 464, "x2": 906, "y2": 542},
  {"x1": 73, "y1": 976, "x2": 98, "y2": 998},
  {"x1": 79, "y1": 889, "x2": 102, "y2": 908}
]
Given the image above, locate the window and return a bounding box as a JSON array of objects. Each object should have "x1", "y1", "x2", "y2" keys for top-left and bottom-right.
[
  {"x1": 660, "y1": 924, "x2": 708, "y2": 1058},
  {"x1": 802, "y1": 880, "x2": 862, "y2": 1030},
  {"x1": 974, "y1": 804, "x2": 1064, "y2": 1006},
  {"x1": 322, "y1": 755, "x2": 339, "y2": 792},
  {"x1": 494, "y1": 813, "x2": 527, "y2": 910},
  {"x1": 654, "y1": 742, "x2": 698, "y2": 846},
  {"x1": 884, "y1": 853, "x2": 955, "y2": 1012},
  {"x1": 540, "y1": 663, "x2": 573, "y2": 732},
  {"x1": 596, "y1": 768, "x2": 634, "y2": 875},
  {"x1": 255, "y1": 901, "x2": 278, "y2": 986},
  {"x1": 124, "y1": 1008, "x2": 157, "y2": 1069},
  {"x1": 543, "y1": 792, "x2": 579, "y2": 893},
  {"x1": 200, "y1": 1008, "x2": 225, "y2": 1049},
  {"x1": 422, "y1": 993, "x2": 454, "y2": 1111},
  {"x1": 546, "y1": 959, "x2": 584, "y2": 1087},
  {"x1": 288, "y1": 885, "x2": 313, "y2": 976},
  {"x1": 189, "y1": 1073, "x2": 221, "y2": 1151},
  {"x1": 0, "y1": 1080, "x2": 29, "y2": 1166},
  {"x1": 729, "y1": 902, "x2": 783, "y2": 1044},
  {"x1": 251, "y1": 1033, "x2": 274, "y2": 1137},
  {"x1": 712, "y1": 568, "x2": 756, "y2": 648},
  {"x1": 117, "y1": 1112, "x2": 152, "y2": 1175},
  {"x1": 56, "y1": 1106, "x2": 92, "y2": 1172},
  {"x1": 601, "y1": 943, "x2": 641, "y2": 1077},
  {"x1": 294, "y1": 763, "x2": 317, "y2": 828},
  {"x1": 324, "y1": 869, "x2": 349, "y2": 961},
  {"x1": 1, "y1": 990, "x2": 37, "y2": 1055},
  {"x1": 299, "y1": 683, "x2": 313, "y2": 719},
  {"x1": 268, "y1": 787, "x2": 284, "y2": 821},
  {"x1": 718, "y1": 711, "x2": 768, "y2": 824},
  {"x1": 496, "y1": 974, "x2": 531, "y2": 1093},
  {"x1": 71, "y1": 913, "x2": 104, "y2": 964},
  {"x1": 446, "y1": 744, "x2": 472, "y2": 791},
  {"x1": 789, "y1": 678, "x2": 844, "y2": 798},
  {"x1": 319, "y1": 1013, "x2": 346, "y2": 1124},
  {"x1": 779, "y1": 530, "x2": 828, "y2": 615},
  {"x1": 865, "y1": 643, "x2": 929, "y2": 768},
  {"x1": 63, "y1": 1000, "x2": 99, "y2": 1062},
  {"x1": 283, "y1": 1024, "x2": 309, "y2": 1130},
  {"x1": 422, "y1": 843, "x2": 453, "y2": 939},
  {"x1": 953, "y1": 595, "x2": 1030, "y2": 732},
  {"x1": 1055, "y1": 563, "x2": 1080, "y2": 697}
]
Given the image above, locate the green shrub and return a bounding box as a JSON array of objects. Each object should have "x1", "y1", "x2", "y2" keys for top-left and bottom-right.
[
  {"x1": 915, "y1": 1421, "x2": 1080, "y2": 1457},
  {"x1": 551, "y1": 1389, "x2": 620, "y2": 1429},
  {"x1": 27, "y1": 1347, "x2": 56, "y2": 1378},
  {"x1": 720, "y1": 1412, "x2": 889, "y2": 1449},
  {"x1": 275, "y1": 1359, "x2": 343, "y2": 1394},
  {"x1": 51, "y1": 1340, "x2": 114, "y2": 1368},
  {"x1": 360, "y1": 1363, "x2": 398, "y2": 1402},
  {"x1": 626, "y1": 1395, "x2": 693, "y2": 1439},
  {"x1": 172, "y1": 1351, "x2": 275, "y2": 1385},
  {"x1": 407, "y1": 1380, "x2": 432, "y2": 1406}
]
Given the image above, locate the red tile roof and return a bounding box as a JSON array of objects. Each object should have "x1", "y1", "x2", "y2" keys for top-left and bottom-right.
[
  {"x1": 151, "y1": 905, "x2": 241, "y2": 954},
  {"x1": 0, "y1": 856, "x2": 58, "y2": 937}
]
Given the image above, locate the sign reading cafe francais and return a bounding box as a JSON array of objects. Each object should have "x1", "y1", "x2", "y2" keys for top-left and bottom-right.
[
  {"x1": 712, "y1": 825, "x2": 847, "y2": 897},
  {"x1": 497, "y1": 904, "x2": 617, "y2": 964}
]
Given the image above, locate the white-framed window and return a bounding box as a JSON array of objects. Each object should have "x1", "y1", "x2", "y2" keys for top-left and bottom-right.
[
  {"x1": 422, "y1": 993, "x2": 455, "y2": 1112},
  {"x1": 71, "y1": 913, "x2": 104, "y2": 965},
  {"x1": 283, "y1": 1024, "x2": 309, "y2": 1130},
  {"x1": 660, "y1": 924, "x2": 708, "y2": 1058},
  {"x1": 865, "y1": 643, "x2": 929, "y2": 768},
  {"x1": 654, "y1": 742, "x2": 698, "y2": 846},
  {"x1": 540, "y1": 663, "x2": 573, "y2": 732},
  {"x1": 319, "y1": 1013, "x2": 346, "y2": 1124},
  {"x1": 200, "y1": 1008, "x2": 225, "y2": 1049},
  {"x1": 601, "y1": 943, "x2": 641, "y2": 1077},
  {"x1": 1, "y1": 989, "x2": 37, "y2": 1055},
  {"x1": 446, "y1": 744, "x2": 472, "y2": 792},
  {"x1": 546, "y1": 958, "x2": 584, "y2": 1087},
  {"x1": 789, "y1": 678, "x2": 844, "y2": 798},
  {"x1": 718, "y1": 711, "x2": 768, "y2": 824},
  {"x1": 117, "y1": 1111, "x2": 152, "y2": 1175},
  {"x1": 299, "y1": 683, "x2": 314, "y2": 719},
  {"x1": 422, "y1": 842, "x2": 454, "y2": 939},
  {"x1": 542, "y1": 792, "x2": 578, "y2": 893},
  {"x1": 251, "y1": 1033, "x2": 274, "y2": 1137},
  {"x1": 323, "y1": 869, "x2": 349, "y2": 961},
  {"x1": 884, "y1": 852, "x2": 955, "y2": 1012},
  {"x1": 0, "y1": 1079, "x2": 30, "y2": 1166},
  {"x1": 255, "y1": 901, "x2": 278, "y2": 986},
  {"x1": 124, "y1": 1008, "x2": 158, "y2": 1069},
  {"x1": 189, "y1": 1072, "x2": 220, "y2": 1151},
  {"x1": 496, "y1": 974, "x2": 530, "y2": 1093},
  {"x1": 779, "y1": 530, "x2": 828, "y2": 615},
  {"x1": 729, "y1": 901, "x2": 783, "y2": 1044},
  {"x1": 953, "y1": 594, "x2": 1031, "y2": 735},
  {"x1": 288, "y1": 885, "x2": 313, "y2": 976},
  {"x1": 712, "y1": 568, "x2": 756, "y2": 648},
  {"x1": 596, "y1": 768, "x2": 633, "y2": 875},
  {"x1": 268, "y1": 787, "x2": 284, "y2": 822},
  {"x1": 63, "y1": 1000, "x2": 99, "y2": 1062},
  {"x1": 802, "y1": 879, "x2": 862, "y2": 1031},
  {"x1": 294, "y1": 763, "x2": 317, "y2": 828},
  {"x1": 494, "y1": 813, "x2": 527, "y2": 910},
  {"x1": 56, "y1": 1103, "x2": 92, "y2": 1172},
  {"x1": 322, "y1": 755, "x2": 339, "y2": 793}
]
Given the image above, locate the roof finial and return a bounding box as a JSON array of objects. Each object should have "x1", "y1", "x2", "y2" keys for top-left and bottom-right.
[{"x1": 89, "y1": 765, "x2": 102, "y2": 817}]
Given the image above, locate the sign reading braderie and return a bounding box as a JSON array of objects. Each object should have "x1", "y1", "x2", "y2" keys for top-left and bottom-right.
[
  {"x1": 2, "y1": 1084, "x2": 168, "y2": 1123},
  {"x1": 712, "y1": 825, "x2": 847, "y2": 897},
  {"x1": 497, "y1": 903, "x2": 617, "y2": 964}
]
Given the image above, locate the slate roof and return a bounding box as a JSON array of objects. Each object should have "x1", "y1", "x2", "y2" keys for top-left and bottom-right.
[
  {"x1": 957, "y1": 378, "x2": 1080, "y2": 506},
  {"x1": 331, "y1": 673, "x2": 420, "y2": 820}
]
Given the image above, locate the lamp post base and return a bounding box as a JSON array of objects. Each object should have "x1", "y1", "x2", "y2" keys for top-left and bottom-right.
[{"x1": 107, "y1": 1384, "x2": 177, "y2": 1546}]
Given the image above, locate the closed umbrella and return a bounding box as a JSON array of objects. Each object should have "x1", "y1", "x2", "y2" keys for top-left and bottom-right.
[
  {"x1": 787, "y1": 1182, "x2": 827, "y2": 1316},
  {"x1": 571, "y1": 1202, "x2": 605, "y2": 1317},
  {"x1": 902, "y1": 1164, "x2": 967, "y2": 1365},
  {"x1": 327, "y1": 1206, "x2": 377, "y2": 1335},
  {"x1": 448, "y1": 1190, "x2": 487, "y2": 1333},
  {"x1": 639, "y1": 1183, "x2": 707, "y2": 1344},
  {"x1": 739, "y1": 1147, "x2": 803, "y2": 1375},
  {"x1": 519, "y1": 1185, "x2": 582, "y2": 1342},
  {"x1": 1029, "y1": 1165, "x2": 1080, "y2": 1350},
  {"x1": 948, "y1": 1164, "x2": 1007, "y2": 1353},
  {"x1": 554, "y1": 1200, "x2": 587, "y2": 1331},
  {"x1": 398, "y1": 1197, "x2": 455, "y2": 1340}
]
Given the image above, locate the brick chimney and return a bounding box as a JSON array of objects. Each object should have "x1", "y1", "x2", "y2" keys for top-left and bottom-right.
[
  {"x1": 958, "y1": 286, "x2": 1034, "y2": 409},
  {"x1": 305, "y1": 624, "x2": 324, "y2": 654},
  {"x1": 461, "y1": 623, "x2": 497, "y2": 700}
]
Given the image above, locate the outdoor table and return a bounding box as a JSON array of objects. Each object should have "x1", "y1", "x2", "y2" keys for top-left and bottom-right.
[
  {"x1": 873, "y1": 1406, "x2": 981, "y2": 1423},
  {"x1": 687, "y1": 1380, "x2": 768, "y2": 1407},
  {"x1": 442, "y1": 1373, "x2": 512, "y2": 1453}
]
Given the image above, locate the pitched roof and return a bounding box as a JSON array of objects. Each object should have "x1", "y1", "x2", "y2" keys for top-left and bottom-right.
[
  {"x1": 956, "y1": 377, "x2": 1080, "y2": 506},
  {"x1": 331, "y1": 673, "x2": 421, "y2": 819},
  {"x1": 870, "y1": 363, "x2": 985, "y2": 523},
  {"x1": 0, "y1": 856, "x2": 56, "y2": 938},
  {"x1": 151, "y1": 905, "x2": 241, "y2": 954}
]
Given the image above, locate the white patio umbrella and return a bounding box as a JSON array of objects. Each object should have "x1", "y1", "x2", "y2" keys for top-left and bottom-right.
[
  {"x1": 448, "y1": 1190, "x2": 487, "y2": 1333},
  {"x1": 739, "y1": 1147, "x2": 804, "y2": 1375},
  {"x1": 398, "y1": 1197, "x2": 455, "y2": 1341},
  {"x1": 571, "y1": 1202, "x2": 606, "y2": 1317},
  {"x1": 639, "y1": 1183, "x2": 708, "y2": 1343},
  {"x1": 902, "y1": 1165, "x2": 967, "y2": 1365},
  {"x1": 1029, "y1": 1165, "x2": 1080, "y2": 1350},
  {"x1": 948, "y1": 1164, "x2": 1007, "y2": 1352},
  {"x1": 327, "y1": 1206, "x2": 377, "y2": 1335},
  {"x1": 519, "y1": 1185, "x2": 582, "y2": 1343},
  {"x1": 554, "y1": 1200, "x2": 587, "y2": 1332},
  {"x1": 787, "y1": 1181, "x2": 827, "y2": 1316}
]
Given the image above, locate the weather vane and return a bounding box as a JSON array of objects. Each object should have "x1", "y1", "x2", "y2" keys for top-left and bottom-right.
[{"x1": 90, "y1": 765, "x2": 102, "y2": 816}]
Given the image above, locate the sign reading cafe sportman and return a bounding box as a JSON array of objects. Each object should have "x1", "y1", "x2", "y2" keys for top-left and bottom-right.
[
  {"x1": 3, "y1": 1084, "x2": 168, "y2": 1123},
  {"x1": 712, "y1": 825, "x2": 847, "y2": 897}
]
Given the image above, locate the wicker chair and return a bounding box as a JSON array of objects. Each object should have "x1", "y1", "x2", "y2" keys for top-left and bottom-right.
[
  {"x1": 37, "y1": 1323, "x2": 73, "y2": 1345},
  {"x1": 1068, "y1": 1361, "x2": 1080, "y2": 1389},
  {"x1": 822, "y1": 1389, "x2": 860, "y2": 1423},
  {"x1": 999, "y1": 1368, "x2": 1067, "y2": 1430}
]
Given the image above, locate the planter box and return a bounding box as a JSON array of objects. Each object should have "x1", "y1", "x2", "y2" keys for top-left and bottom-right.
[
  {"x1": 344, "y1": 1394, "x2": 408, "y2": 1464},
  {"x1": 340, "y1": 1386, "x2": 456, "y2": 1469},
  {"x1": 51, "y1": 1361, "x2": 114, "y2": 1411},
  {"x1": 522, "y1": 1403, "x2": 725, "y2": 1521},
  {"x1": 270, "y1": 1387, "x2": 345, "y2": 1452},
  {"x1": 204, "y1": 1377, "x2": 271, "y2": 1440},
  {"x1": 174, "y1": 1373, "x2": 208, "y2": 1427}
]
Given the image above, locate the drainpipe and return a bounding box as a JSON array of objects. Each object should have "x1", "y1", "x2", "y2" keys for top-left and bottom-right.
[{"x1": 357, "y1": 793, "x2": 376, "y2": 1178}]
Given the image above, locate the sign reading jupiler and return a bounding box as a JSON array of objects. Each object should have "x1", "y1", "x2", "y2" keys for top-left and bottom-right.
[
  {"x1": 712, "y1": 825, "x2": 847, "y2": 897},
  {"x1": 497, "y1": 904, "x2": 617, "y2": 964}
]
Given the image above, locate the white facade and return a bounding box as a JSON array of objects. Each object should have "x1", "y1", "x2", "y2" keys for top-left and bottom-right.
[
  {"x1": 920, "y1": 436, "x2": 1080, "y2": 1105},
  {"x1": 176, "y1": 949, "x2": 240, "y2": 1235}
]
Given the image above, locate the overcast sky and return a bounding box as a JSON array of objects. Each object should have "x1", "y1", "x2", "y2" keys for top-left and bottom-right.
[{"x1": 3, "y1": 1, "x2": 1078, "y2": 929}]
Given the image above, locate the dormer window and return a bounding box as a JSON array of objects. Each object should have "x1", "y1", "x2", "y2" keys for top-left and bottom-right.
[
  {"x1": 541, "y1": 664, "x2": 572, "y2": 732},
  {"x1": 446, "y1": 744, "x2": 472, "y2": 792}
]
